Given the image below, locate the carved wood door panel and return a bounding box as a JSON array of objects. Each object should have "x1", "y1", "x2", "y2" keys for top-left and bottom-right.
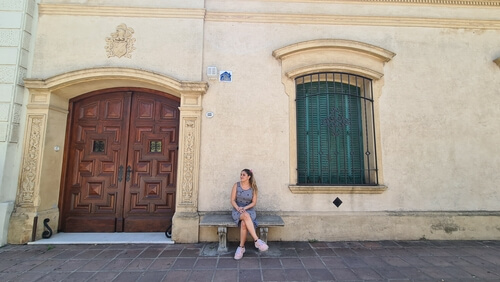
[
  {"x1": 61, "y1": 90, "x2": 179, "y2": 232},
  {"x1": 122, "y1": 92, "x2": 179, "y2": 232}
]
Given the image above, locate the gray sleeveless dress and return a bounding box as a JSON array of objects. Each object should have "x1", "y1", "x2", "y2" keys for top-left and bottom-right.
[{"x1": 231, "y1": 182, "x2": 258, "y2": 227}]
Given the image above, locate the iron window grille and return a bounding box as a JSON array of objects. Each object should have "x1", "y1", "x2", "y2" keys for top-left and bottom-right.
[{"x1": 296, "y1": 73, "x2": 379, "y2": 185}]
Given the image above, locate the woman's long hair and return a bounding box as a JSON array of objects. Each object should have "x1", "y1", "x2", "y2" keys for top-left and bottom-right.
[{"x1": 242, "y1": 168, "x2": 258, "y2": 195}]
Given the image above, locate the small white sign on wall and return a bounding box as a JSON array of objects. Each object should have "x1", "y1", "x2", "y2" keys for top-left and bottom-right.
[{"x1": 219, "y1": 71, "x2": 232, "y2": 82}]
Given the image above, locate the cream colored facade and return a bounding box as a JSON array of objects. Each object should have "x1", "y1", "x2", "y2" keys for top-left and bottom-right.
[{"x1": 1, "y1": 0, "x2": 500, "y2": 245}]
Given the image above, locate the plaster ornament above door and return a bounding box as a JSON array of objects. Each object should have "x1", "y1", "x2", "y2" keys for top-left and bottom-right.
[{"x1": 105, "y1": 24, "x2": 136, "y2": 58}]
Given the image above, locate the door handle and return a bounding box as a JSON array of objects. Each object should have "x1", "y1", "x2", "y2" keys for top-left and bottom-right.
[
  {"x1": 118, "y1": 165, "x2": 124, "y2": 182},
  {"x1": 126, "y1": 165, "x2": 132, "y2": 182}
]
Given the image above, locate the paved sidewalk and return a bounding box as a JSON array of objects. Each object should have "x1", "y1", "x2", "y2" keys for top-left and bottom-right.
[{"x1": 1, "y1": 240, "x2": 499, "y2": 281}]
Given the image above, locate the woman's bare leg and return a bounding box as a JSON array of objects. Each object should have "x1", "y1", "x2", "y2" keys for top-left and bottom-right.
[
  {"x1": 239, "y1": 220, "x2": 247, "y2": 247},
  {"x1": 239, "y1": 212, "x2": 258, "y2": 241}
]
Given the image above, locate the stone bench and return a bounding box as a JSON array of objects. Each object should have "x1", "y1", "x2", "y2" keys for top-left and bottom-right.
[{"x1": 199, "y1": 213, "x2": 285, "y2": 253}]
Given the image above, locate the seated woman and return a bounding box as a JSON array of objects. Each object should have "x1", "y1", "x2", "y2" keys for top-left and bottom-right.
[{"x1": 230, "y1": 169, "x2": 269, "y2": 260}]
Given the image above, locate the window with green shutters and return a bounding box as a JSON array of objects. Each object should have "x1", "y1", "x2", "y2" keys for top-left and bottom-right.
[{"x1": 296, "y1": 73, "x2": 379, "y2": 185}]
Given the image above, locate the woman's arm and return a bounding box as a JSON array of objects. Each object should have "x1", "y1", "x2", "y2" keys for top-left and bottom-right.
[{"x1": 230, "y1": 183, "x2": 241, "y2": 210}]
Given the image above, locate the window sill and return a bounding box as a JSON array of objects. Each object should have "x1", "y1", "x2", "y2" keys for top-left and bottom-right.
[{"x1": 289, "y1": 185, "x2": 387, "y2": 194}]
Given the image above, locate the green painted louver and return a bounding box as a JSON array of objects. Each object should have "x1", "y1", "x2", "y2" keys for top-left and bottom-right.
[{"x1": 296, "y1": 73, "x2": 374, "y2": 185}]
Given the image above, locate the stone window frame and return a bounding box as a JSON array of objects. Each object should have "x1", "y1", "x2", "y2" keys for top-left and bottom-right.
[{"x1": 273, "y1": 39, "x2": 394, "y2": 194}]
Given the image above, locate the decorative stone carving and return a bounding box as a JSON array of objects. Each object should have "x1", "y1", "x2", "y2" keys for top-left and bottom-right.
[
  {"x1": 181, "y1": 120, "x2": 195, "y2": 204},
  {"x1": 105, "y1": 24, "x2": 136, "y2": 58},
  {"x1": 18, "y1": 115, "x2": 44, "y2": 206}
]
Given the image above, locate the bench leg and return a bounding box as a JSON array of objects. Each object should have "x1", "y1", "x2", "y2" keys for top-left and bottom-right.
[
  {"x1": 217, "y1": 227, "x2": 228, "y2": 253},
  {"x1": 259, "y1": 227, "x2": 269, "y2": 243}
]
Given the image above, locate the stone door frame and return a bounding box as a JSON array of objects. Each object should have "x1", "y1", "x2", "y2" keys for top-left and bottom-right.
[{"x1": 8, "y1": 67, "x2": 208, "y2": 244}]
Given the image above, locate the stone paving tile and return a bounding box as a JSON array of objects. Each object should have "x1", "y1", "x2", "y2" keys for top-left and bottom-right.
[
  {"x1": 313, "y1": 247, "x2": 337, "y2": 256},
  {"x1": 64, "y1": 271, "x2": 96, "y2": 282},
  {"x1": 308, "y1": 268, "x2": 335, "y2": 281},
  {"x1": 352, "y1": 266, "x2": 384, "y2": 280},
  {"x1": 110, "y1": 271, "x2": 143, "y2": 282},
  {"x1": 397, "y1": 266, "x2": 433, "y2": 280},
  {"x1": 148, "y1": 257, "x2": 176, "y2": 270},
  {"x1": 281, "y1": 257, "x2": 304, "y2": 269},
  {"x1": 37, "y1": 271, "x2": 72, "y2": 282},
  {"x1": 55, "y1": 259, "x2": 86, "y2": 271},
  {"x1": 419, "y1": 266, "x2": 456, "y2": 279},
  {"x1": 239, "y1": 257, "x2": 260, "y2": 269},
  {"x1": 343, "y1": 256, "x2": 370, "y2": 268},
  {"x1": 330, "y1": 267, "x2": 359, "y2": 280},
  {"x1": 260, "y1": 257, "x2": 282, "y2": 269},
  {"x1": 1, "y1": 240, "x2": 500, "y2": 281},
  {"x1": 382, "y1": 256, "x2": 412, "y2": 267},
  {"x1": 100, "y1": 258, "x2": 133, "y2": 271},
  {"x1": 125, "y1": 258, "x2": 154, "y2": 271},
  {"x1": 193, "y1": 257, "x2": 218, "y2": 269},
  {"x1": 262, "y1": 268, "x2": 287, "y2": 281},
  {"x1": 29, "y1": 259, "x2": 67, "y2": 272},
  {"x1": 187, "y1": 269, "x2": 214, "y2": 282},
  {"x1": 322, "y1": 256, "x2": 349, "y2": 269},
  {"x1": 361, "y1": 256, "x2": 391, "y2": 268},
  {"x1": 171, "y1": 257, "x2": 197, "y2": 269},
  {"x1": 159, "y1": 249, "x2": 182, "y2": 257},
  {"x1": 213, "y1": 269, "x2": 238, "y2": 282},
  {"x1": 284, "y1": 268, "x2": 311, "y2": 281},
  {"x1": 163, "y1": 269, "x2": 191, "y2": 282},
  {"x1": 73, "y1": 249, "x2": 103, "y2": 259},
  {"x1": 94, "y1": 249, "x2": 122, "y2": 259},
  {"x1": 87, "y1": 271, "x2": 120, "y2": 282},
  {"x1": 136, "y1": 271, "x2": 167, "y2": 282},
  {"x1": 138, "y1": 247, "x2": 164, "y2": 258},
  {"x1": 217, "y1": 257, "x2": 238, "y2": 269},
  {"x1": 239, "y1": 268, "x2": 263, "y2": 281},
  {"x1": 300, "y1": 256, "x2": 326, "y2": 269},
  {"x1": 374, "y1": 267, "x2": 407, "y2": 280},
  {"x1": 180, "y1": 247, "x2": 202, "y2": 257},
  {"x1": 333, "y1": 247, "x2": 358, "y2": 257}
]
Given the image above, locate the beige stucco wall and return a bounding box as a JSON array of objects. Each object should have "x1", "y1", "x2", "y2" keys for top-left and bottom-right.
[{"x1": 7, "y1": 0, "x2": 500, "y2": 243}]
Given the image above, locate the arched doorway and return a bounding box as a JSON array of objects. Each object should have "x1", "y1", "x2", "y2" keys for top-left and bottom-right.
[
  {"x1": 60, "y1": 88, "x2": 179, "y2": 232},
  {"x1": 9, "y1": 68, "x2": 207, "y2": 244}
]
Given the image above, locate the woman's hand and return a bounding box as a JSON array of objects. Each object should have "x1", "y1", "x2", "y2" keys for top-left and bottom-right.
[{"x1": 238, "y1": 207, "x2": 246, "y2": 214}]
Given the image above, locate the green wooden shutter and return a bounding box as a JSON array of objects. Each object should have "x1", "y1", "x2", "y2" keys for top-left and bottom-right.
[{"x1": 296, "y1": 76, "x2": 365, "y2": 185}]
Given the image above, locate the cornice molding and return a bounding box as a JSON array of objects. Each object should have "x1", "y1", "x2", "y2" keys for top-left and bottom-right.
[
  {"x1": 38, "y1": 4, "x2": 500, "y2": 29},
  {"x1": 39, "y1": 4, "x2": 206, "y2": 18},
  {"x1": 273, "y1": 39, "x2": 395, "y2": 62},
  {"x1": 259, "y1": 0, "x2": 500, "y2": 7},
  {"x1": 206, "y1": 12, "x2": 500, "y2": 29}
]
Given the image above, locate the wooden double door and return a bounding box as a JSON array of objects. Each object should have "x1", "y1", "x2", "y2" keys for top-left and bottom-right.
[{"x1": 60, "y1": 89, "x2": 179, "y2": 232}]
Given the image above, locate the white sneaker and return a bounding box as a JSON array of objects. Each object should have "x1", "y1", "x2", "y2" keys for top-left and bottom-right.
[
  {"x1": 255, "y1": 239, "x2": 269, "y2": 252},
  {"x1": 234, "y1": 246, "x2": 245, "y2": 260}
]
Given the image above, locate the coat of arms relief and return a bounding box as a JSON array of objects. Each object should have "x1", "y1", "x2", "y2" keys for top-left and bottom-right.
[{"x1": 105, "y1": 24, "x2": 136, "y2": 58}]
